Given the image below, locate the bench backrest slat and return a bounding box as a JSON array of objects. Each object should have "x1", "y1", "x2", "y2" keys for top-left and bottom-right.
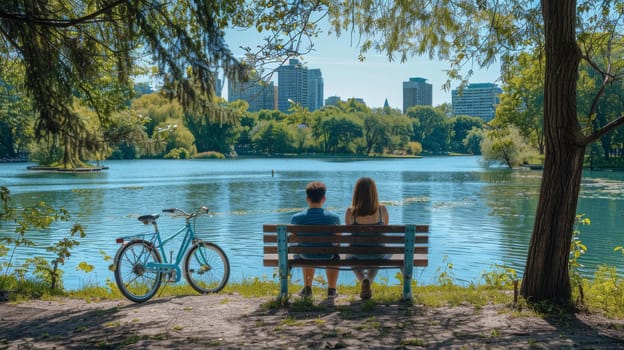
[
  {"x1": 263, "y1": 246, "x2": 429, "y2": 254},
  {"x1": 263, "y1": 224, "x2": 429, "y2": 234}
]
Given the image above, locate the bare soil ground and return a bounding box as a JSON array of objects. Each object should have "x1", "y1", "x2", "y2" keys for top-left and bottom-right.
[{"x1": 1, "y1": 292, "x2": 624, "y2": 349}]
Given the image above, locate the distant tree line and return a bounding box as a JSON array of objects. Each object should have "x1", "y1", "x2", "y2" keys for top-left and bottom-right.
[{"x1": 0, "y1": 82, "x2": 488, "y2": 162}]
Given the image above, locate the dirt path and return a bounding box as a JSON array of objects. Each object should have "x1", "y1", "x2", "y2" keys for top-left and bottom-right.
[{"x1": 1, "y1": 293, "x2": 624, "y2": 349}]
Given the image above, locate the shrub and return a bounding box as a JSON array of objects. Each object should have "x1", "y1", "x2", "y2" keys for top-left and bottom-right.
[
  {"x1": 0, "y1": 188, "x2": 89, "y2": 295},
  {"x1": 164, "y1": 147, "x2": 193, "y2": 159},
  {"x1": 195, "y1": 151, "x2": 226, "y2": 159},
  {"x1": 406, "y1": 141, "x2": 422, "y2": 155}
]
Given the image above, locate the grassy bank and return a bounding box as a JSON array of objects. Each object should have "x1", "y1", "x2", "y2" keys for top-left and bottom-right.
[{"x1": 0, "y1": 272, "x2": 608, "y2": 319}]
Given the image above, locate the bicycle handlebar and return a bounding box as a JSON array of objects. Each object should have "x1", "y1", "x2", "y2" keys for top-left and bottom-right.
[{"x1": 162, "y1": 206, "x2": 209, "y2": 218}]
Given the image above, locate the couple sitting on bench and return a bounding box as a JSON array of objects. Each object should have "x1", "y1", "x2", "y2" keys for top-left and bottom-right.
[{"x1": 291, "y1": 177, "x2": 389, "y2": 300}]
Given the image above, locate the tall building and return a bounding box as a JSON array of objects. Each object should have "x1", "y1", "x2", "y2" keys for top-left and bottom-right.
[
  {"x1": 277, "y1": 59, "x2": 324, "y2": 113},
  {"x1": 308, "y1": 69, "x2": 324, "y2": 111},
  {"x1": 451, "y1": 83, "x2": 502, "y2": 122},
  {"x1": 277, "y1": 59, "x2": 307, "y2": 112},
  {"x1": 228, "y1": 77, "x2": 275, "y2": 112},
  {"x1": 403, "y1": 77, "x2": 432, "y2": 113}
]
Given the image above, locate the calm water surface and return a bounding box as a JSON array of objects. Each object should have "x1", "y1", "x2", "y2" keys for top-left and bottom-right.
[{"x1": 1, "y1": 156, "x2": 623, "y2": 290}]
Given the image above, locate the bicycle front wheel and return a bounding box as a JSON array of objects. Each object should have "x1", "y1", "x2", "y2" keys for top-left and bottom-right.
[
  {"x1": 114, "y1": 240, "x2": 162, "y2": 303},
  {"x1": 184, "y1": 242, "x2": 230, "y2": 293}
]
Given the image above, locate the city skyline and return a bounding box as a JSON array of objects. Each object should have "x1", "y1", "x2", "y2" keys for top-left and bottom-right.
[{"x1": 224, "y1": 28, "x2": 501, "y2": 109}]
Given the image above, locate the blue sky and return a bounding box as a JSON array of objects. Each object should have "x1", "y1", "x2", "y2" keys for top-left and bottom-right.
[{"x1": 224, "y1": 29, "x2": 502, "y2": 109}]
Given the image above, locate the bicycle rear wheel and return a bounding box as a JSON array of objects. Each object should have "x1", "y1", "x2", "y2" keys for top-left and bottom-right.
[
  {"x1": 114, "y1": 240, "x2": 162, "y2": 303},
  {"x1": 184, "y1": 242, "x2": 230, "y2": 293}
]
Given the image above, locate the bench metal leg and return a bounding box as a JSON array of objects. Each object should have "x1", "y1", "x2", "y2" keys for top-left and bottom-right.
[
  {"x1": 277, "y1": 225, "x2": 289, "y2": 301},
  {"x1": 402, "y1": 225, "x2": 416, "y2": 302}
]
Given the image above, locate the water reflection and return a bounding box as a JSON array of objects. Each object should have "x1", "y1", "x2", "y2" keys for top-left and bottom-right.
[{"x1": 1, "y1": 157, "x2": 623, "y2": 290}]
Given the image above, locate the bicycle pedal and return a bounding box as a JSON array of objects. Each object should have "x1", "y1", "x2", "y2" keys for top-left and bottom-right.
[{"x1": 166, "y1": 270, "x2": 177, "y2": 282}]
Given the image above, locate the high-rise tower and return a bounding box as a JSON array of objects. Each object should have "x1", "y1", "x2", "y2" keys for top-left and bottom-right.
[
  {"x1": 451, "y1": 83, "x2": 502, "y2": 122},
  {"x1": 403, "y1": 77, "x2": 433, "y2": 113},
  {"x1": 277, "y1": 59, "x2": 323, "y2": 113},
  {"x1": 277, "y1": 59, "x2": 308, "y2": 113},
  {"x1": 307, "y1": 68, "x2": 324, "y2": 111}
]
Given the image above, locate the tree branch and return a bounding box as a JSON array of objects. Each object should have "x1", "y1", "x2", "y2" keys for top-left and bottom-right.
[
  {"x1": 0, "y1": 0, "x2": 126, "y2": 28},
  {"x1": 581, "y1": 53, "x2": 614, "y2": 125},
  {"x1": 583, "y1": 114, "x2": 624, "y2": 145}
]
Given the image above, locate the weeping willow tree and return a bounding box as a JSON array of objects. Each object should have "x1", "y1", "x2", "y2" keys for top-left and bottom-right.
[{"x1": 0, "y1": 0, "x2": 323, "y2": 167}]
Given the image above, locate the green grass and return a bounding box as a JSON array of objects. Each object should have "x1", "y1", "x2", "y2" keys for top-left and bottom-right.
[{"x1": 4, "y1": 267, "x2": 624, "y2": 320}]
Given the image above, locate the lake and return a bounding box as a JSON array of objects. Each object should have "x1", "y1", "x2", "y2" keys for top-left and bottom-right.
[{"x1": 1, "y1": 156, "x2": 623, "y2": 290}]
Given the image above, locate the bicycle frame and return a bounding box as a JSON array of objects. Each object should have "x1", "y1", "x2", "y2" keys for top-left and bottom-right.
[{"x1": 148, "y1": 222, "x2": 197, "y2": 283}]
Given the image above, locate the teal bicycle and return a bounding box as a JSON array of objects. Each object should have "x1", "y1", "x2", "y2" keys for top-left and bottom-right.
[{"x1": 113, "y1": 206, "x2": 230, "y2": 303}]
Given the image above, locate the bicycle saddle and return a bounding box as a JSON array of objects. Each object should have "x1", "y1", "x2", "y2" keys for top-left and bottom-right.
[{"x1": 138, "y1": 214, "x2": 159, "y2": 224}]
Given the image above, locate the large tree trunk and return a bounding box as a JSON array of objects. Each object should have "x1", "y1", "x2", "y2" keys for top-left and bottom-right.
[{"x1": 521, "y1": 0, "x2": 585, "y2": 304}]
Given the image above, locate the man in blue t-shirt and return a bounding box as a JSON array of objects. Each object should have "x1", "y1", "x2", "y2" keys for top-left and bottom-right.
[{"x1": 291, "y1": 181, "x2": 340, "y2": 299}]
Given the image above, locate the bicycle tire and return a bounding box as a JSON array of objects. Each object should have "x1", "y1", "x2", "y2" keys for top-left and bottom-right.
[
  {"x1": 184, "y1": 242, "x2": 230, "y2": 294},
  {"x1": 114, "y1": 240, "x2": 162, "y2": 303}
]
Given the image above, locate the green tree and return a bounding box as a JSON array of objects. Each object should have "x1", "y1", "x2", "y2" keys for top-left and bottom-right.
[
  {"x1": 131, "y1": 93, "x2": 184, "y2": 137},
  {"x1": 435, "y1": 103, "x2": 453, "y2": 119},
  {"x1": 184, "y1": 99, "x2": 244, "y2": 155},
  {"x1": 360, "y1": 108, "x2": 412, "y2": 155},
  {"x1": 481, "y1": 126, "x2": 538, "y2": 168},
  {"x1": 252, "y1": 120, "x2": 293, "y2": 154},
  {"x1": 361, "y1": 112, "x2": 389, "y2": 155},
  {"x1": 494, "y1": 52, "x2": 545, "y2": 154},
  {"x1": 0, "y1": 59, "x2": 33, "y2": 160},
  {"x1": 337, "y1": 99, "x2": 371, "y2": 114},
  {"x1": 406, "y1": 106, "x2": 449, "y2": 154},
  {"x1": 257, "y1": 109, "x2": 287, "y2": 122},
  {"x1": 236, "y1": 113, "x2": 258, "y2": 155},
  {"x1": 463, "y1": 127, "x2": 484, "y2": 155},
  {"x1": 576, "y1": 38, "x2": 624, "y2": 164},
  {"x1": 105, "y1": 110, "x2": 150, "y2": 160},
  {"x1": 165, "y1": 124, "x2": 197, "y2": 158},
  {"x1": 289, "y1": 123, "x2": 314, "y2": 154},
  {"x1": 313, "y1": 114, "x2": 362, "y2": 154},
  {"x1": 385, "y1": 111, "x2": 414, "y2": 154},
  {"x1": 449, "y1": 116, "x2": 485, "y2": 154}
]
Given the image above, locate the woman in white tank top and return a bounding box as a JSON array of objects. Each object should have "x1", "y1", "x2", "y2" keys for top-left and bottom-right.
[{"x1": 345, "y1": 177, "x2": 389, "y2": 300}]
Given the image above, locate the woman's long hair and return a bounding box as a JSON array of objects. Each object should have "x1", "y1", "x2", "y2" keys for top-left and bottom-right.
[{"x1": 351, "y1": 177, "x2": 379, "y2": 217}]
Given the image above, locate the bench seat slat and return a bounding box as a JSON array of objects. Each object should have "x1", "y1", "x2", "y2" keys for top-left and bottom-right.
[
  {"x1": 263, "y1": 254, "x2": 429, "y2": 267},
  {"x1": 263, "y1": 234, "x2": 429, "y2": 244}
]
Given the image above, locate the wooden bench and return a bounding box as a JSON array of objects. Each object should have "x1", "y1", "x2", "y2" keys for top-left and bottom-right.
[{"x1": 263, "y1": 224, "x2": 429, "y2": 301}]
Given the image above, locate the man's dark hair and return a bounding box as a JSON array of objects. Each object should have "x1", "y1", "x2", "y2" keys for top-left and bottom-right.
[{"x1": 306, "y1": 182, "x2": 326, "y2": 203}]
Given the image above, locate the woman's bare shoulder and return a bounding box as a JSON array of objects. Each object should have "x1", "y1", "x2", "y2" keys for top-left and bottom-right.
[{"x1": 344, "y1": 207, "x2": 353, "y2": 224}]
